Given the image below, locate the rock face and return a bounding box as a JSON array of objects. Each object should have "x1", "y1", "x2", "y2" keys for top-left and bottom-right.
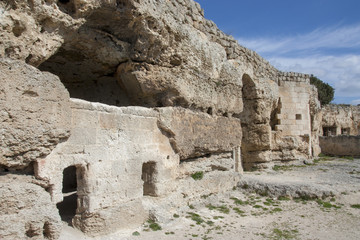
[
  {"x1": 0, "y1": 175, "x2": 62, "y2": 239},
  {"x1": 0, "y1": 0, "x2": 323, "y2": 238},
  {"x1": 321, "y1": 104, "x2": 360, "y2": 136},
  {"x1": 0, "y1": 59, "x2": 71, "y2": 170}
]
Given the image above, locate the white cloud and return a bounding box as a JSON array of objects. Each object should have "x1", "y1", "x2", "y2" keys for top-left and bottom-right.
[
  {"x1": 238, "y1": 24, "x2": 360, "y2": 56},
  {"x1": 237, "y1": 24, "x2": 360, "y2": 104},
  {"x1": 351, "y1": 99, "x2": 360, "y2": 105}
]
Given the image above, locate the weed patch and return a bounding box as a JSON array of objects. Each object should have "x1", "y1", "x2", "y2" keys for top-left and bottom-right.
[
  {"x1": 351, "y1": 204, "x2": 360, "y2": 209},
  {"x1": 206, "y1": 204, "x2": 230, "y2": 214},
  {"x1": 146, "y1": 219, "x2": 162, "y2": 231},
  {"x1": 191, "y1": 171, "x2": 204, "y2": 180},
  {"x1": 187, "y1": 212, "x2": 204, "y2": 225},
  {"x1": 317, "y1": 199, "x2": 341, "y2": 209},
  {"x1": 270, "y1": 228, "x2": 299, "y2": 239}
]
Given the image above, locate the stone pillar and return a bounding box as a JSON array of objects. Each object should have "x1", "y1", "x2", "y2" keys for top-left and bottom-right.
[{"x1": 233, "y1": 146, "x2": 243, "y2": 174}]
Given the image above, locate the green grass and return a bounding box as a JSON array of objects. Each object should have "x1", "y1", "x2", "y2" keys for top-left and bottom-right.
[
  {"x1": 191, "y1": 171, "x2": 204, "y2": 180},
  {"x1": 273, "y1": 164, "x2": 306, "y2": 171},
  {"x1": 230, "y1": 197, "x2": 249, "y2": 205},
  {"x1": 278, "y1": 196, "x2": 291, "y2": 201},
  {"x1": 340, "y1": 156, "x2": 354, "y2": 160},
  {"x1": 316, "y1": 199, "x2": 341, "y2": 209},
  {"x1": 146, "y1": 219, "x2": 162, "y2": 231},
  {"x1": 350, "y1": 204, "x2": 360, "y2": 209},
  {"x1": 270, "y1": 228, "x2": 299, "y2": 239},
  {"x1": 187, "y1": 212, "x2": 204, "y2": 225},
  {"x1": 233, "y1": 207, "x2": 246, "y2": 216},
  {"x1": 165, "y1": 231, "x2": 175, "y2": 235},
  {"x1": 271, "y1": 208, "x2": 283, "y2": 213},
  {"x1": 206, "y1": 204, "x2": 230, "y2": 214}
]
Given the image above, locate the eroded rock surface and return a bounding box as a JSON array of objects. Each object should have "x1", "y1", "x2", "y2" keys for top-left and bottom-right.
[
  {"x1": 0, "y1": 175, "x2": 62, "y2": 239},
  {"x1": 0, "y1": 59, "x2": 71, "y2": 170}
]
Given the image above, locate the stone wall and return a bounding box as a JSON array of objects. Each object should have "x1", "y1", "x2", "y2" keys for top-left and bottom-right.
[
  {"x1": 34, "y1": 98, "x2": 241, "y2": 235},
  {"x1": 319, "y1": 136, "x2": 360, "y2": 157},
  {"x1": 240, "y1": 72, "x2": 319, "y2": 169}
]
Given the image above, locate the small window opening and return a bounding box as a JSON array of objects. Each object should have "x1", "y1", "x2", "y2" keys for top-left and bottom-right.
[
  {"x1": 142, "y1": 162, "x2": 157, "y2": 197},
  {"x1": 341, "y1": 128, "x2": 350, "y2": 135},
  {"x1": 57, "y1": 166, "x2": 78, "y2": 225},
  {"x1": 296, "y1": 114, "x2": 302, "y2": 120},
  {"x1": 323, "y1": 127, "x2": 337, "y2": 136}
]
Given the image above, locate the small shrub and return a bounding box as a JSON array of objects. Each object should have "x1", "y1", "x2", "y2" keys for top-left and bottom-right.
[
  {"x1": 191, "y1": 171, "x2": 204, "y2": 180},
  {"x1": 173, "y1": 213, "x2": 180, "y2": 218},
  {"x1": 206, "y1": 220, "x2": 214, "y2": 226},
  {"x1": 351, "y1": 204, "x2": 360, "y2": 209},
  {"x1": 132, "y1": 231, "x2": 140, "y2": 236},
  {"x1": 149, "y1": 222, "x2": 162, "y2": 231}
]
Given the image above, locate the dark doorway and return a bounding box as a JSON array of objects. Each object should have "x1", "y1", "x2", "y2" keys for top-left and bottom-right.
[
  {"x1": 142, "y1": 162, "x2": 157, "y2": 197},
  {"x1": 57, "y1": 166, "x2": 78, "y2": 225},
  {"x1": 323, "y1": 127, "x2": 337, "y2": 136}
]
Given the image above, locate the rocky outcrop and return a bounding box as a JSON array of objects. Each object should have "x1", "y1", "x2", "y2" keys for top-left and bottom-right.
[
  {"x1": 321, "y1": 104, "x2": 360, "y2": 136},
  {"x1": 157, "y1": 107, "x2": 242, "y2": 160},
  {"x1": 0, "y1": 59, "x2": 71, "y2": 170},
  {"x1": 0, "y1": 175, "x2": 62, "y2": 239}
]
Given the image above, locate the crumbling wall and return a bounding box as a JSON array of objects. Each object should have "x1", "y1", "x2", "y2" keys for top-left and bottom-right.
[
  {"x1": 240, "y1": 72, "x2": 319, "y2": 169},
  {"x1": 35, "y1": 99, "x2": 241, "y2": 235},
  {"x1": 271, "y1": 73, "x2": 313, "y2": 161},
  {"x1": 319, "y1": 135, "x2": 360, "y2": 157}
]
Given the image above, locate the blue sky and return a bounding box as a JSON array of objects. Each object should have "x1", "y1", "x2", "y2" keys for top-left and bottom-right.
[{"x1": 195, "y1": 0, "x2": 360, "y2": 105}]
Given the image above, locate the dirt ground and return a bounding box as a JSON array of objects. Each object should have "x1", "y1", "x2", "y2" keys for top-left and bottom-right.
[{"x1": 60, "y1": 157, "x2": 360, "y2": 240}]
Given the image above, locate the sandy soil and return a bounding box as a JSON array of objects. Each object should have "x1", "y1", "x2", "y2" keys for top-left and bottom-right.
[{"x1": 60, "y1": 157, "x2": 360, "y2": 240}]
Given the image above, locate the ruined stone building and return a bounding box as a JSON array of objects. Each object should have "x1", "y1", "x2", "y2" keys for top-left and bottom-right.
[
  {"x1": 319, "y1": 104, "x2": 360, "y2": 157},
  {"x1": 0, "y1": 0, "x2": 326, "y2": 238},
  {"x1": 321, "y1": 104, "x2": 360, "y2": 136}
]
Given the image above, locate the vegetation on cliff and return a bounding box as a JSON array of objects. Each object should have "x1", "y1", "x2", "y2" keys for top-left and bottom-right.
[{"x1": 310, "y1": 75, "x2": 334, "y2": 105}]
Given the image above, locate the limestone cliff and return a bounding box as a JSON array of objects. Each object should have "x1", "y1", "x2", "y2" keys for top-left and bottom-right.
[{"x1": 0, "y1": 0, "x2": 321, "y2": 238}]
